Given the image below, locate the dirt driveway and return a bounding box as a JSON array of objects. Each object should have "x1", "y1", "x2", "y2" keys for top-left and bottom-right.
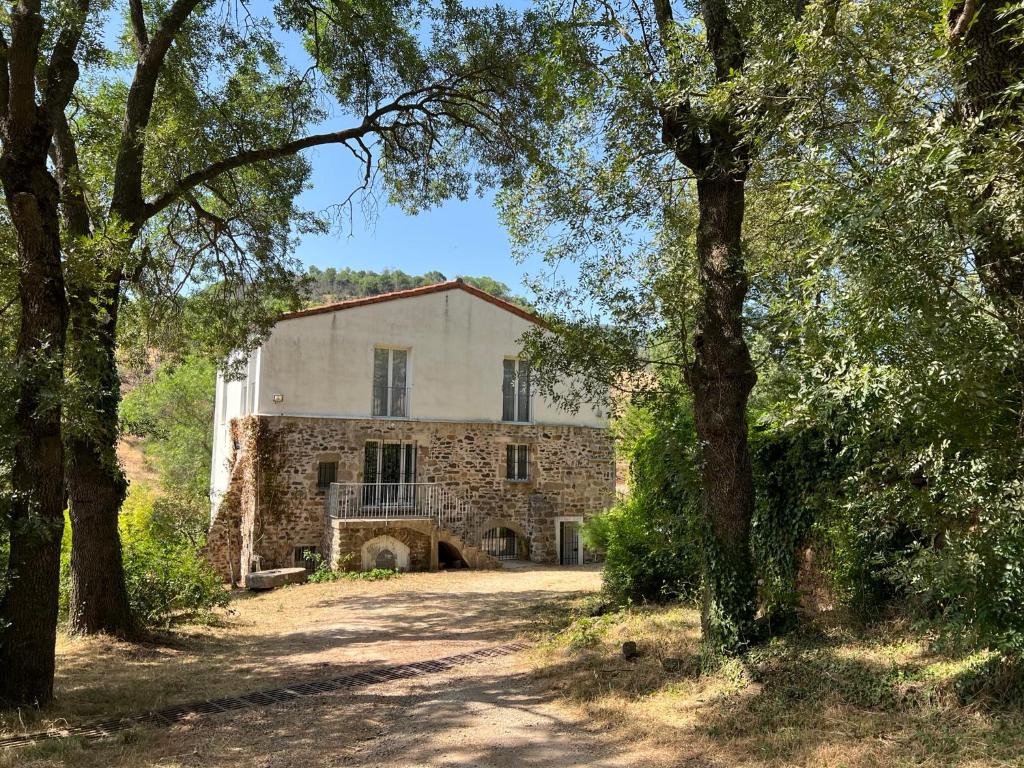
[{"x1": 5, "y1": 564, "x2": 666, "y2": 768}]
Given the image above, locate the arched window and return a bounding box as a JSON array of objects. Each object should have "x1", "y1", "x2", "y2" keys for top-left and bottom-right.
[{"x1": 481, "y1": 527, "x2": 521, "y2": 560}]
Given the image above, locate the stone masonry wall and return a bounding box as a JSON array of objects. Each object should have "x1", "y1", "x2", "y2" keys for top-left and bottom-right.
[{"x1": 207, "y1": 415, "x2": 615, "y2": 579}]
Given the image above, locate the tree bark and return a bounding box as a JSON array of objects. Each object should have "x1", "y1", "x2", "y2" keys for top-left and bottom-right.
[
  {"x1": 0, "y1": 0, "x2": 72, "y2": 706},
  {"x1": 0, "y1": 181, "x2": 68, "y2": 706},
  {"x1": 66, "y1": 283, "x2": 134, "y2": 637},
  {"x1": 690, "y1": 174, "x2": 759, "y2": 653},
  {"x1": 655, "y1": 0, "x2": 759, "y2": 654},
  {"x1": 947, "y1": 1, "x2": 1024, "y2": 334},
  {"x1": 0, "y1": 121, "x2": 68, "y2": 705}
]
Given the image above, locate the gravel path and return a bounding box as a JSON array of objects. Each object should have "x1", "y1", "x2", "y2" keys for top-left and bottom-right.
[{"x1": 11, "y1": 564, "x2": 655, "y2": 768}]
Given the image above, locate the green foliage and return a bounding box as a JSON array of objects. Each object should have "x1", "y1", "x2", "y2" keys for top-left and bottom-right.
[
  {"x1": 303, "y1": 267, "x2": 532, "y2": 308},
  {"x1": 303, "y1": 551, "x2": 400, "y2": 583},
  {"x1": 596, "y1": 393, "x2": 835, "y2": 635},
  {"x1": 121, "y1": 356, "x2": 216, "y2": 501},
  {"x1": 584, "y1": 400, "x2": 702, "y2": 604},
  {"x1": 60, "y1": 487, "x2": 227, "y2": 628}
]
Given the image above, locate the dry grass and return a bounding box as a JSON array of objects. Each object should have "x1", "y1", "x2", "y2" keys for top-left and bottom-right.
[
  {"x1": 5, "y1": 569, "x2": 1022, "y2": 767},
  {"x1": 116, "y1": 436, "x2": 161, "y2": 488},
  {"x1": 0, "y1": 566, "x2": 596, "y2": 743},
  {"x1": 529, "y1": 602, "x2": 1024, "y2": 767}
]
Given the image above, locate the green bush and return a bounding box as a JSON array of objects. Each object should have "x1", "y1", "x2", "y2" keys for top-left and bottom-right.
[
  {"x1": 60, "y1": 485, "x2": 228, "y2": 629},
  {"x1": 304, "y1": 550, "x2": 401, "y2": 583},
  {"x1": 583, "y1": 495, "x2": 700, "y2": 603},
  {"x1": 586, "y1": 401, "x2": 703, "y2": 604},
  {"x1": 598, "y1": 397, "x2": 830, "y2": 616}
]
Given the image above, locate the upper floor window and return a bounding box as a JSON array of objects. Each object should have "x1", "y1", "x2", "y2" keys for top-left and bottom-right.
[
  {"x1": 502, "y1": 358, "x2": 531, "y2": 422},
  {"x1": 373, "y1": 347, "x2": 408, "y2": 418}
]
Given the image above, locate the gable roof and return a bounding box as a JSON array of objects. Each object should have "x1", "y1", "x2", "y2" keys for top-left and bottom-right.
[{"x1": 279, "y1": 278, "x2": 548, "y2": 327}]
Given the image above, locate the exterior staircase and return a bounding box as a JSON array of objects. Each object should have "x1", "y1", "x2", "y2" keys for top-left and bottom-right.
[{"x1": 325, "y1": 482, "x2": 499, "y2": 569}]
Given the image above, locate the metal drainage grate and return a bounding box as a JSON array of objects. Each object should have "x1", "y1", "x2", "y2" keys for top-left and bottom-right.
[{"x1": 0, "y1": 641, "x2": 530, "y2": 750}]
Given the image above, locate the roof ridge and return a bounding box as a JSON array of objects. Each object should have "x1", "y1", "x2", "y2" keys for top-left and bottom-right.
[{"x1": 279, "y1": 279, "x2": 547, "y2": 327}]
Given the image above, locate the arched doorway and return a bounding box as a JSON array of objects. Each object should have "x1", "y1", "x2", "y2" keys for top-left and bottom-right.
[
  {"x1": 438, "y1": 540, "x2": 467, "y2": 569},
  {"x1": 481, "y1": 526, "x2": 522, "y2": 560}
]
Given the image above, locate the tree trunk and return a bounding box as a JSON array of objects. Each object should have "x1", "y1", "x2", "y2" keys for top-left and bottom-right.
[
  {"x1": 690, "y1": 173, "x2": 758, "y2": 654},
  {"x1": 0, "y1": 156, "x2": 69, "y2": 707},
  {"x1": 66, "y1": 284, "x2": 134, "y2": 637},
  {"x1": 948, "y1": 1, "x2": 1024, "y2": 334}
]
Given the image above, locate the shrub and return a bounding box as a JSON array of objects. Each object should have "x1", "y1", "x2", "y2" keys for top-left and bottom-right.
[
  {"x1": 304, "y1": 551, "x2": 400, "y2": 583},
  {"x1": 587, "y1": 401, "x2": 703, "y2": 604},
  {"x1": 583, "y1": 496, "x2": 700, "y2": 603},
  {"x1": 60, "y1": 485, "x2": 228, "y2": 630}
]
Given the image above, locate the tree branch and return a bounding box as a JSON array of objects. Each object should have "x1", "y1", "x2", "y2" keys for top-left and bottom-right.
[
  {"x1": 947, "y1": 0, "x2": 978, "y2": 43},
  {"x1": 110, "y1": 0, "x2": 204, "y2": 228},
  {"x1": 43, "y1": 0, "x2": 89, "y2": 120},
  {"x1": 0, "y1": 30, "x2": 10, "y2": 123},
  {"x1": 143, "y1": 123, "x2": 381, "y2": 221},
  {"x1": 6, "y1": 0, "x2": 44, "y2": 133},
  {"x1": 700, "y1": 0, "x2": 746, "y2": 81},
  {"x1": 128, "y1": 0, "x2": 149, "y2": 53},
  {"x1": 141, "y1": 79, "x2": 487, "y2": 222},
  {"x1": 51, "y1": 110, "x2": 92, "y2": 238}
]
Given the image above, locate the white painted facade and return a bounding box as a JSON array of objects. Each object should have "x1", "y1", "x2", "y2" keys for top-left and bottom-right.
[{"x1": 209, "y1": 283, "x2": 607, "y2": 509}]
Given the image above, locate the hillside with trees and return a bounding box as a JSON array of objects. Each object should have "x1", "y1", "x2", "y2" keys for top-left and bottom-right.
[{"x1": 303, "y1": 267, "x2": 529, "y2": 307}]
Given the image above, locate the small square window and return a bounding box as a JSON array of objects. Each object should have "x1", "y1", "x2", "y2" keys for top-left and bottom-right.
[
  {"x1": 294, "y1": 546, "x2": 320, "y2": 571},
  {"x1": 317, "y1": 461, "x2": 337, "y2": 489},
  {"x1": 506, "y1": 444, "x2": 529, "y2": 481}
]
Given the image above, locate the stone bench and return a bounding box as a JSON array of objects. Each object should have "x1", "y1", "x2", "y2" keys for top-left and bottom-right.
[{"x1": 245, "y1": 567, "x2": 308, "y2": 591}]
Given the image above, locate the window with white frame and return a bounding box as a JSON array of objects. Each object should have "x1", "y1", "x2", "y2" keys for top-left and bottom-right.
[
  {"x1": 501, "y1": 358, "x2": 531, "y2": 422},
  {"x1": 372, "y1": 347, "x2": 409, "y2": 417},
  {"x1": 506, "y1": 444, "x2": 529, "y2": 481}
]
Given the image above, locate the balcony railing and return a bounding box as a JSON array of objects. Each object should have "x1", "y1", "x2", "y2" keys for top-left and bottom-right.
[{"x1": 326, "y1": 482, "x2": 481, "y2": 544}]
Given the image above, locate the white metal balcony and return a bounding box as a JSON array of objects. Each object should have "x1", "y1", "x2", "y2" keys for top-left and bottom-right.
[{"x1": 325, "y1": 482, "x2": 481, "y2": 544}]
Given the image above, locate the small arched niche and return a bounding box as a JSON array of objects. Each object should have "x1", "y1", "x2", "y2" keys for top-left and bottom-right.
[{"x1": 361, "y1": 535, "x2": 410, "y2": 571}]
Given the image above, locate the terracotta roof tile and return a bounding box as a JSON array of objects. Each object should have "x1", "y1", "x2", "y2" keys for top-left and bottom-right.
[{"x1": 280, "y1": 279, "x2": 547, "y2": 327}]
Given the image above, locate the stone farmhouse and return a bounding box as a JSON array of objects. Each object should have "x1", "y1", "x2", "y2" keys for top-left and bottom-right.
[{"x1": 206, "y1": 279, "x2": 615, "y2": 582}]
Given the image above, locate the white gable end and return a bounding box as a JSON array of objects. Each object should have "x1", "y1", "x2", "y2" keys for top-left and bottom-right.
[{"x1": 245, "y1": 287, "x2": 605, "y2": 428}]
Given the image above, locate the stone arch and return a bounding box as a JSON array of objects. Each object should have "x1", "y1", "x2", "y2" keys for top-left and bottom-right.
[
  {"x1": 478, "y1": 517, "x2": 528, "y2": 543},
  {"x1": 437, "y1": 540, "x2": 467, "y2": 569},
  {"x1": 479, "y1": 519, "x2": 529, "y2": 561},
  {"x1": 361, "y1": 535, "x2": 410, "y2": 571}
]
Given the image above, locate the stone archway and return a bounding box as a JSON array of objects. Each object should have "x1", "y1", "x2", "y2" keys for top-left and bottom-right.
[
  {"x1": 361, "y1": 535, "x2": 410, "y2": 571},
  {"x1": 480, "y1": 522, "x2": 528, "y2": 561}
]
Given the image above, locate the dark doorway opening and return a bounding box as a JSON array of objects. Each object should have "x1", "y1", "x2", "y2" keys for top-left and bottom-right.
[
  {"x1": 560, "y1": 521, "x2": 581, "y2": 565},
  {"x1": 438, "y1": 541, "x2": 467, "y2": 569}
]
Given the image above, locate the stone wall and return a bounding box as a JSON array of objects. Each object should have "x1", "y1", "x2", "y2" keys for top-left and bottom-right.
[
  {"x1": 329, "y1": 521, "x2": 435, "y2": 572},
  {"x1": 206, "y1": 415, "x2": 615, "y2": 579}
]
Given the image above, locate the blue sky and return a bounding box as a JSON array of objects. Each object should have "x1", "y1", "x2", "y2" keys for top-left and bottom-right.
[{"x1": 244, "y1": 0, "x2": 548, "y2": 296}]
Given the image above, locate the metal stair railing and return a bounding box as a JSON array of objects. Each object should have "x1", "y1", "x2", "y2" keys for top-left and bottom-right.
[{"x1": 325, "y1": 482, "x2": 481, "y2": 547}]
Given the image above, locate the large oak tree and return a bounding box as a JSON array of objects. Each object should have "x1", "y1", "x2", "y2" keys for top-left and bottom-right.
[{"x1": 1, "y1": 0, "x2": 546, "y2": 704}]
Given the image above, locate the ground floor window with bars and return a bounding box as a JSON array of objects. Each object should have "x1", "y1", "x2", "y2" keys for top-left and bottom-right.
[
  {"x1": 505, "y1": 444, "x2": 529, "y2": 481},
  {"x1": 294, "y1": 546, "x2": 321, "y2": 571},
  {"x1": 481, "y1": 527, "x2": 521, "y2": 560}
]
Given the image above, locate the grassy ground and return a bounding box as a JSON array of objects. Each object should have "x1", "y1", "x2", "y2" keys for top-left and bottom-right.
[
  {"x1": 0, "y1": 567, "x2": 592, "y2": 754},
  {"x1": 529, "y1": 601, "x2": 1024, "y2": 767},
  {"x1": 4, "y1": 570, "x2": 1023, "y2": 767}
]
